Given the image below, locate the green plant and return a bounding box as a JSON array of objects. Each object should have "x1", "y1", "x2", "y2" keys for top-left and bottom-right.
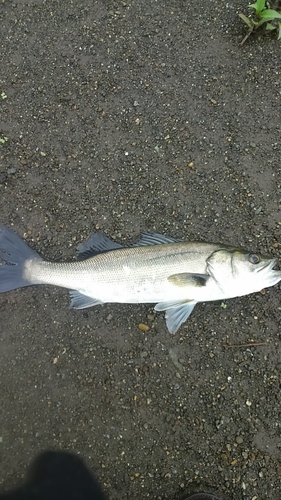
[
  {"x1": 1, "y1": 92, "x2": 7, "y2": 100},
  {"x1": 239, "y1": 0, "x2": 281, "y2": 45}
]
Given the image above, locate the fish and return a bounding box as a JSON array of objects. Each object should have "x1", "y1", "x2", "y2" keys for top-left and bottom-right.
[{"x1": 0, "y1": 227, "x2": 280, "y2": 333}]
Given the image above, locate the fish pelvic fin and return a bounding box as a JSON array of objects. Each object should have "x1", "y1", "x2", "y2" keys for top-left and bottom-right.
[
  {"x1": 155, "y1": 299, "x2": 196, "y2": 334},
  {"x1": 0, "y1": 227, "x2": 43, "y2": 293}
]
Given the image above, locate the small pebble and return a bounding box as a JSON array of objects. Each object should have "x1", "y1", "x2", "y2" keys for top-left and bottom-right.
[
  {"x1": 147, "y1": 313, "x2": 155, "y2": 321},
  {"x1": 138, "y1": 323, "x2": 149, "y2": 332}
]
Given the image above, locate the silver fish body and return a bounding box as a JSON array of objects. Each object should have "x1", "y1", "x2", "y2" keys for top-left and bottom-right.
[{"x1": 0, "y1": 228, "x2": 280, "y2": 333}]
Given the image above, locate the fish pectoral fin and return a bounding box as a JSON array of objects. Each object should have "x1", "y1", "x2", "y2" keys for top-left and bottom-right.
[
  {"x1": 155, "y1": 300, "x2": 196, "y2": 334},
  {"x1": 168, "y1": 273, "x2": 209, "y2": 287},
  {"x1": 134, "y1": 232, "x2": 182, "y2": 247},
  {"x1": 69, "y1": 290, "x2": 104, "y2": 309},
  {"x1": 76, "y1": 232, "x2": 124, "y2": 261}
]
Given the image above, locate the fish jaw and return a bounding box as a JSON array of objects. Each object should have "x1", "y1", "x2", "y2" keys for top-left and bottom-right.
[
  {"x1": 255, "y1": 259, "x2": 281, "y2": 287},
  {"x1": 231, "y1": 258, "x2": 281, "y2": 297}
]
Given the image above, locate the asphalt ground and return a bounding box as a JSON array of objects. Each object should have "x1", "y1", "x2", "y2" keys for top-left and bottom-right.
[{"x1": 0, "y1": 1, "x2": 281, "y2": 499}]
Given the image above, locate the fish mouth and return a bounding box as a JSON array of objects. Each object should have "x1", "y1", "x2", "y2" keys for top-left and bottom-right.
[{"x1": 256, "y1": 258, "x2": 281, "y2": 286}]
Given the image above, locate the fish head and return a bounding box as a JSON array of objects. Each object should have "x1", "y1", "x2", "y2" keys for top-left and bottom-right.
[{"x1": 207, "y1": 248, "x2": 281, "y2": 297}]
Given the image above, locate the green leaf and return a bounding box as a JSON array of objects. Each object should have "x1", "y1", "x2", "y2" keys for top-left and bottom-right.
[
  {"x1": 266, "y1": 22, "x2": 277, "y2": 30},
  {"x1": 260, "y1": 9, "x2": 281, "y2": 20},
  {"x1": 239, "y1": 13, "x2": 254, "y2": 28},
  {"x1": 249, "y1": 0, "x2": 266, "y2": 15}
]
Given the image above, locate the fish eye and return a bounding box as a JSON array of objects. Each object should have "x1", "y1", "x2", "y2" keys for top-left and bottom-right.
[{"x1": 249, "y1": 253, "x2": 260, "y2": 265}]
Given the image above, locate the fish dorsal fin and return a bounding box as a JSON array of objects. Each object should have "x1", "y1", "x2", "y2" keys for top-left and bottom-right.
[
  {"x1": 168, "y1": 273, "x2": 209, "y2": 287},
  {"x1": 134, "y1": 232, "x2": 182, "y2": 247},
  {"x1": 155, "y1": 300, "x2": 196, "y2": 334},
  {"x1": 76, "y1": 232, "x2": 123, "y2": 261}
]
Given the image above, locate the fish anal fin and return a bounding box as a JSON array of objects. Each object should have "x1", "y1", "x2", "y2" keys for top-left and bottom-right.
[
  {"x1": 168, "y1": 273, "x2": 209, "y2": 287},
  {"x1": 69, "y1": 290, "x2": 103, "y2": 309}
]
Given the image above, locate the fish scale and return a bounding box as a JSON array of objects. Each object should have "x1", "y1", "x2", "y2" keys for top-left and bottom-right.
[{"x1": 26, "y1": 242, "x2": 216, "y2": 302}]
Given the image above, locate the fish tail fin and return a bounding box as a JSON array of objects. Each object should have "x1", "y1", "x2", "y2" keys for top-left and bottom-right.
[{"x1": 0, "y1": 227, "x2": 43, "y2": 292}]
